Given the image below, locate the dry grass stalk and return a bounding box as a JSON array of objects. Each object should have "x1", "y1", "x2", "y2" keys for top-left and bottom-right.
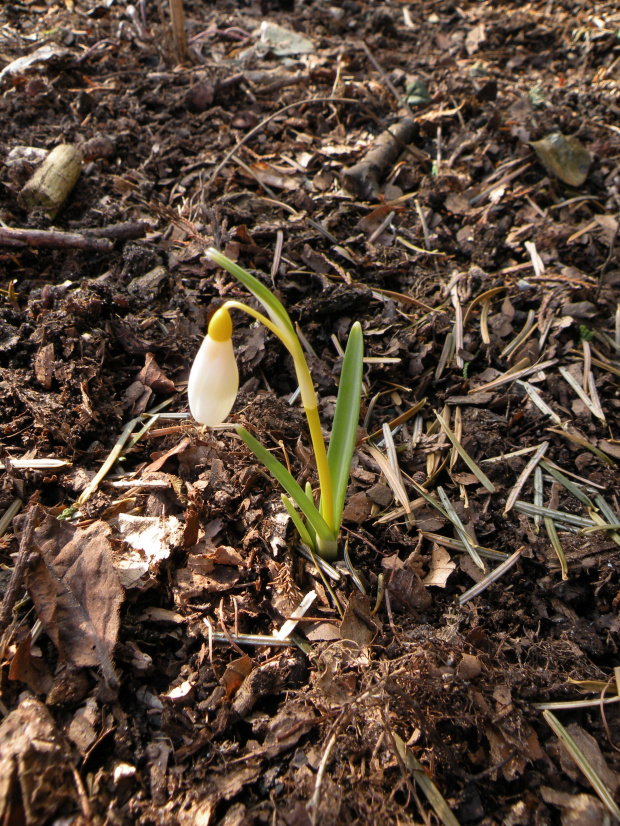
[
  {"x1": 543, "y1": 711, "x2": 620, "y2": 820},
  {"x1": 468, "y1": 359, "x2": 558, "y2": 393},
  {"x1": 544, "y1": 516, "x2": 568, "y2": 580},
  {"x1": 459, "y1": 547, "x2": 524, "y2": 605},
  {"x1": 437, "y1": 486, "x2": 484, "y2": 570},
  {"x1": 504, "y1": 441, "x2": 549, "y2": 516},
  {"x1": 435, "y1": 411, "x2": 495, "y2": 492}
]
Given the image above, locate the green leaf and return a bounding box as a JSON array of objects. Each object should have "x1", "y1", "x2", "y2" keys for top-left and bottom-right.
[
  {"x1": 326, "y1": 321, "x2": 364, "y2": 531},
  {"x1": 281, "y1": 495, "x2": 315, "y2": 549},
  {"x1": 208, "y1": 249, "x2": 296, "y2": 340},
  {"x1": 236, "y1": 425, "x2": 335, "y2": 546}
]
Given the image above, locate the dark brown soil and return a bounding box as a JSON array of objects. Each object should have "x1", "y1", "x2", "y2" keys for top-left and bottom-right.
[{"x1": 1, "y1": 0, "x2": 620, "y2": 824}]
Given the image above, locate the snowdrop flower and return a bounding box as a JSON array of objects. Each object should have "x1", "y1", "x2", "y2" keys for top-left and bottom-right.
[{"x1": 188, "y1": 307, "x2": 239, "y2": 427}]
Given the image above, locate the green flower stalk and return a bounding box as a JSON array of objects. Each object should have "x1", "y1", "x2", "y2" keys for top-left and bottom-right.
[{"x1": 188, "y1": 249, "x2": 364, "y2": 560}]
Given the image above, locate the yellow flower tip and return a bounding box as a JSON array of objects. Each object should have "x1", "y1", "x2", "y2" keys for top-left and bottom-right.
[
  {"x1": 208, "y1": 307, "x2": 233, "y2": 343},
  {"x1": 188, "y1": 330, "x2": 239, "y2": 427}
]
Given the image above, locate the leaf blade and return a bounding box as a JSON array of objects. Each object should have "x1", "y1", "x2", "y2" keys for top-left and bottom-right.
[
  {"x1": 326, "y1": 321, "x2": 364, "y2": 531},
  {"x1": 236, "y1": 425, "x2": 335, "y2": 545},
  {"x1": 208, "y1": 249, "x2": 296, "y2": 339}
]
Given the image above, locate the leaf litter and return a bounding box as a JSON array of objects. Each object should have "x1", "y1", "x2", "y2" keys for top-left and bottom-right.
[{"x1": 1, "y1": 0, "x2": 620, "y2": 823}]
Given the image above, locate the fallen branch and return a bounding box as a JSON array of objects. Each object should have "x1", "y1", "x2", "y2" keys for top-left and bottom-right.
[
  {"x1": 0, "y1": 503, "x2": 39, "y2": 641},
  {"x1": 341, "y1": 117, "x2": 418, "y2": 200},
  {"x1": 0, "y1": 227, "x2": 114, "y2": 252},
  {"x1": 18, "y1": 144, "x2": 83, "y2": 220}
]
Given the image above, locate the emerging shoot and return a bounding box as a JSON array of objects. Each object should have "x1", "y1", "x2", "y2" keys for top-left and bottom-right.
[{"x1": 188, "y1": 249, "x2": 364, "y2": 560}]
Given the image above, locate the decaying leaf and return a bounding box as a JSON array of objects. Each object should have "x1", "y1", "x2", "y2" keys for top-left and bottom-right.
[
  {"x1": 179, "y1": 765, "x2": 261, "y2": 826},
  {"x1": 557, "y1": 723, "x2": 619, "y2": 793},
  {"x1": 137, "y1": 352, "x2": 176, "y2": 394},
  {"x1": 423, "y1": 543, "x2": 456, "y2": 588},
  {"x1": 8, "y1": 633, "x2": 53, "y2": 695},
  {"x1": 34, "y1": 343, "x2": 54, "y2": 390},
  {"x1": 383, "y1": 558, "x2": 432, "y2": 613},
  {"x1": 0, "y1": 697, "x2": 77, "y2": 826},
  {"x1": 540, "y1": 788, "x2": 611, "y2": 825},
  {"x1": 221, "y1": 654, "x2": 253, "y2": 699},
  {"x1": 118, "y1": 512, "x2": 183, "y2": 566},
  {"x1": 27, "y1": 515, "x2": 123, "y2": 691},
  {"x1": 176, "y1": 554, "x2": 241, "y2": 602},
  {"x1": 485, "y1": 724, "x2": 527, "y2": 781},
  {"x1": 457, "y1": 652, "x2": 482, "y2": 681},
  {"x1": 340, "y1": 592, "x2": 377, "y2": 648}
]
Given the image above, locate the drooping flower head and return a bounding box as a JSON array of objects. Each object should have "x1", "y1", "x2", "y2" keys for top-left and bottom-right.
[{"x1": 188, "y1": 307, "x2": 239, "y2": 427}]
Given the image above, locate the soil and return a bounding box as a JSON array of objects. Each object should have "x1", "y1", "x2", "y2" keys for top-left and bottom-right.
[{"x1": 1, "y1": 0, "x2": 620, "y2": 824}]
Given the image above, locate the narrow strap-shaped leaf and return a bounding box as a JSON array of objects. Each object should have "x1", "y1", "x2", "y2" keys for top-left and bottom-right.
[
  {"x1": 236, "y1": 425, "x2": 335, "y2": 545},
  {"x1": 326, "y1": 322, "x2": 364, "y2": 532},
  {"x1": 281, "y1": 495, "x2": 315, "y2": 549},
  {"x1": 208, "y1": 249, "x2": 296, "y2": 340}
]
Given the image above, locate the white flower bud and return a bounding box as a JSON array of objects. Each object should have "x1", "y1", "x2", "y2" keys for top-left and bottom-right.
[{"x1": 188, "y1": 308, "x2": 239, "y2": 427}]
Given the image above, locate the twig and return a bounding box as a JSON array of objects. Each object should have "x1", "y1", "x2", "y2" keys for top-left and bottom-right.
[
  {"x1": 0, "y1": 226, "x2": 113, "y2": 252},
  {"x1": 92, "y1": 221, "x2": 148, "y2": 241},
  {"x1": 0, "y1": 502, "x2": 40, "y2": 640}
]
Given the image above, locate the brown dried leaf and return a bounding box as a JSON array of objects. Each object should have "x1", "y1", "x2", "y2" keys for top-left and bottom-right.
[
  {"x1": 34, "y1": 342, "x2": 54, "y2": 389},
  {"x1": 485, "y1": 724, "x2": 526, "y2": 781},
  {"x1": 28, "y1": 515, "x2": 123, "y2": 690},
  {"x1": 339, "y1": 592, "x2": 377, "y2": 648},
  {"x1": 457, "y1": 652, "x2": 482, "y2": 681},
  {"x1": 8, "y1": 633, "x2": 53, "y2": 695},
  {"x1": 176, "y1": 556, "x2": 241, "y2": 602},
  {"x1": 558, "y1": 723, "x2": 619, "y2": 792},
  {"x1": 423, "y1": 544, "x2": 456, "y2": 588},
  {"x1": 540, "y1": 788, "x2": 610, "y2": 826},
  {"x1": 142, "y1": 436, "x2": 191, "y2": 474},
  {"x1": 341, "y1": 491, "x2": 372, "y2": 524},
  {"x1": 387, "y1": 567, "x2": 432, "y2": 613},
  {"x1": 183, "y1": 506, "x2": 200, "y2": 548},
  {"x1": 137, "y1": 352, "x2": 176, "y2": 394},
  {"x1": 207, "y1": 545, "x2": 247, "y2": 567},
  {"x1": 262, "y1": 702, "x2": 317, "y2": 759},
  {"x1": 221, "y1": 655, "x2": 253, "y2": 699},
  {"x1": 0, "y1": 697, "x2": 76, "y2": 826}
]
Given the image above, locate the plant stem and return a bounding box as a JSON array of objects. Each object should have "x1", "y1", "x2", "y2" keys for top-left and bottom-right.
[
  {"x1": 223, "y1": 299, "x2": 335, "y2": 536},
  {"x1": 305, "y1": 402, "x2": 334, "y2": 533}
]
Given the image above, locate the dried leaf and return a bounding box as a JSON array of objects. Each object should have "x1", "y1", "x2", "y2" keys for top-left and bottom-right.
[
  {"x1": 34, "y1": 343, "x2": 54, "y2": 389},
  {"x1": 423, "y1": 544, "x2": 456, "y2": 588},
  {"x1": 465, "y1": 22, "x2": 486, "y2": 55},
  {"x1": 137, "y1": 352, "x2": 176, "y2": 394},
  {"x1": 457, "y1": 653, "x2": 482, "y2": 681},
  {"x1": 540, "y1": 788, "x2": 610, "y2": 826},
  {"x1": 118, "y1": 513, "x2": 183, "y2": 564},
  {"x1": 8, "y1": 633, "x2": 53, "y2": 694},
  {"x1": 485, "y1": 724, "x2": 527, "y2": 781},
  {"x1": 176, "y1": 556, "x2": 241, "y2": 601},
  {"x1": 339, "y1": 592, "x2": 376, "y2": 648},
  {"x1": 28, "y1": 515, "x2": 122, "y2": 690},
  {"x1": 558, "y1": 724, "x2": 619, "y2": 793},
  {"x1": 0, "y1": 697, "x2": 76, "y2": 826},
  {"x1": 221, "y1": 655, "x2": 253, "y2": 698},
  {"x1": 387, "y1": 567, "x2": 432, "y2": 613}
]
